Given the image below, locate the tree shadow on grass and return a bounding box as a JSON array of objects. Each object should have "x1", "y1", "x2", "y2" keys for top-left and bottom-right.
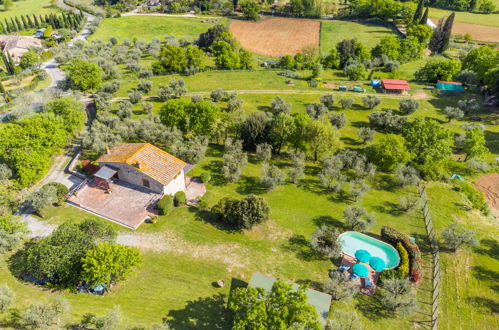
[
  {"x1": 474, "y1": 239, "x2": 499, "y2": 260},
  {"x1": 466, "y1": 296, "x2": 499, "y2": 314},
  {"x1": 472, "y1": 266, "x2": 499, "y2": 284},
  {"x1": 192, "y1": 207, "x2": 239, "y2": 233},
  {"x1": 164, "y1": 293, "x2": 232, "y2": 329},
  {"x1": 410, "y1": 233, "x2": 432, "y2": 254},
  {"x1": 371, "y1": 201, "x2": 404, "y2": 216},
  {"x1": 296, "y1": 279, "x2": 323, "y2": 291},
  {"x1": 201, "y1": 160, "x2": 225, "y2": 186},
  {"x1": 372, "y1": 173, "x2": 399, "y2": 192},
  {"x1": 282, "y1": 234, "x2": 322, "y2": 262},
  {"x1": 341, "y1": 137, "x2": 362, "y2": 146},
  {"x1": 355, "y1": 293, "x2": 390, "y2": 320},
  {"x1": 235, "y1": 175, "x2": 267, "y2": 195},
  {"x1": 313, "y1": 216, "x2": 346, "y2": 231}
]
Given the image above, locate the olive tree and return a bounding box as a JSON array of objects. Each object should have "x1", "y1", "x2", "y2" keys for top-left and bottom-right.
[
  {"x1": 399, "y1": 99, "x2": 419, "y2": 115},
  {"x1": 260, "y1": 163, "x2": 284, "y2": 190},
  {"x1": 0, "y1": 285, "x2": 14, "y2": 312},
  {"x1": 288, "y1": 150, "x2": 305, "y2": 184},
  {"x1": 377, "y1": 278, "x2": 416, "y2": 316},
  {"x1": 310, "y1": 226, "x2": 342, "y2": 259},
  {"x1": 323, "y1": 271, "x2": 357, "y2": 301},
  {"x1": 343, "y1": 206, "x2": 375, "y2": 231},
  {"x1": 441, "y1": 223, "x2": 478, "y2": 252},
  {"x1": 362, "y1": 95, "x2": 381, "y2": 109},
  {"x1": 358, "y1": 127, "x2": 375, "y2": 144}
]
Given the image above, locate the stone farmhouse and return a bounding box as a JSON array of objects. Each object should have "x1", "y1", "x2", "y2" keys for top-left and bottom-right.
[
  {"x1": 96, "y1": 143, "x2": 188, "y2": 195},
  {"x1": 0, "y1": 35, "x2": 42, "y2": 62}
]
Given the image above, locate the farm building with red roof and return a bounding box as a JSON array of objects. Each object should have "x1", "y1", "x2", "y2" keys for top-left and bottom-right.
[{"x1": 381, "y1": 79, "x2": 410, "y2": 94}]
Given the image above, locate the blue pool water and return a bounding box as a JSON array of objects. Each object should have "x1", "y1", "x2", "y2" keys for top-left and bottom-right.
[{"x1": 339, "y1": 231, "x2": 400, "y2": 269}]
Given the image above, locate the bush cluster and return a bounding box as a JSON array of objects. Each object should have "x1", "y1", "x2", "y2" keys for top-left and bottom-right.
[
  {"x1": 157, "y1": 195, "x2": 174, "y2": 215},
  {"x1": 395, "y1": 242, "x2": 409, "y2": 278},
  {"x1": 174, "y1": 191, "x2": 186, "y2": 207},
  {"x1": 211, "y1": 195, "x2": 269, "y2": 230},
  {"x1": 381, "y1": 226, "x2": 423, "y2": 283}
]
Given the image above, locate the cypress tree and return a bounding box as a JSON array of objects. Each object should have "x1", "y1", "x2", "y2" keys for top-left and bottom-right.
[
  {"x1": 27, "y1": 15, "x2": 34, "y2": 28},
  {"x1": 10, "y1": 18, "x2": 18, "y2": 32},
  {"x1": 4, "y1": 19, "x2": 10, "y2": 33},
  {"x1": 1, "y1": 53, "x2": 10, "y2": 75},
  {"x1": 469, "y1": 0, "x2": 477, "y2": 11},
  {"x1": 420, "y1": 6, "x2": 430, "y2": 25},
  {"x1": 6, "y1": 52, "x2": 15, "y2": 75},
  {"x1": 441, "y1": 12, "x2": 455, "y2": 51},
  {"x1": 33, "y1": 14, "x2": 40, "y2": 27},
  {"x1": 15, "y1": 17, "x2": 24, "y2": 30},
  {"x1": 414, "y1": 0, "x2": 425, "y2": 23},
  {"x1": 21, "y1": 15, "x2": 28, "y2": 29}
]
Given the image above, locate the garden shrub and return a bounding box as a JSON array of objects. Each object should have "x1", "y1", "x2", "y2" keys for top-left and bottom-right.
[
  {"x1": 157, "y1": 195, "x2": 174, "y2": 215},
  {"x1": 211, "y1": 195, "x2": 269, "y2": 230},
  {"x1": 174, "y1": 191, "x2": 186, "y2": 207},
  {"x1": 395, "y1": 242, "x2": 409, "y2": 278},
  {"x1": 379, "y1": 269, "x2": 403, "y2": 284},
  {"x1": 381, "y1": 226, "x2": 423, "y2": 283},
  {"x1": 453, "y1": 181, "x2": 489, "y2": 214},
  {"x1": 200, "y1": 172, "x2": 211, "y2": 183}
]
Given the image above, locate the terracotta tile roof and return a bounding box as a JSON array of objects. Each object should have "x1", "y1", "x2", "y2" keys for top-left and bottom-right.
[
  {"x1": 381, "y1": 79, "x2": 410, "y2": 90},
  {"x1": 96, "y1": 143, "x2": 187, "y2": 185}
]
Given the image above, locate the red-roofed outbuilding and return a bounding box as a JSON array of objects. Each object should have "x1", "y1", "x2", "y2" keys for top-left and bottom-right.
[{"x1": 381, "y1": 79, "x2": 410, "y2": 94}]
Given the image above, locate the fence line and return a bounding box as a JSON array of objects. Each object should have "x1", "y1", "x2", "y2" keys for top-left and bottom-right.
[{"x1": 418, "y1": 182, "x2": 440, "y2": 330}]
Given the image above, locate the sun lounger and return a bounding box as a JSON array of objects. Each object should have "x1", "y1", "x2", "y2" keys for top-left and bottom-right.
[
  {"x1": 339, "y1": 264, "x2": 351, "y2": 273},
  {"x1": 364, "y1": 277, "x2": 373, "y2": 288},
  {"x1": 349, "y1": 273, "x2": 358, "y2": 280}
]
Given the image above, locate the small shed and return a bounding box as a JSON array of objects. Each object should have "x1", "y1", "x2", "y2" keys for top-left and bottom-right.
[
  {"x1": 381, "y1": 79, "x2": 410, "y2": 94},
  {"x1": 436, "y1": 81, "x2": 464, "y2": 94},
  {"x1": 339, "y1": 85, "x2": 347, "y2": 91},
  {"x1": 249, "y1": 272, "x2": 332, "y2": 329},
  {"x1": 370, "y1": 79, "x2": 381, "y2": 87},
  {"x1": 353, "y1": 86, "x2": 366, "y2": 93}
]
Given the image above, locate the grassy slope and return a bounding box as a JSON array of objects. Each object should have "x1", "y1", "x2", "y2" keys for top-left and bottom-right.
[
  {"x1": 429, "y1": 7, "x2": 499, "y2": 27},
  {"x1": 320, "y1": 20, "x2": 399, "y2": 52},
  {"x1": 90, "y1": 16, "x2": 228, "y2": 42},
  {"x1": 0, "y1": 0, "x2": 60, "y2": 20}
]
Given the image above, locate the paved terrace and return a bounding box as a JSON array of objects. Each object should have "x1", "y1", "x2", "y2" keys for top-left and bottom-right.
[{"x1": 68, "y1": 179, "x2": 160, "y2": 229}]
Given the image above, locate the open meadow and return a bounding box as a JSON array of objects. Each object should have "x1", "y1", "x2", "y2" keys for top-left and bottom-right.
[
  {"x1": 0, "y1": 0, "x2": 60, "y2": 20},
  {"x1": 90, "y1": 16, "x2": 228, "y2": 42}
]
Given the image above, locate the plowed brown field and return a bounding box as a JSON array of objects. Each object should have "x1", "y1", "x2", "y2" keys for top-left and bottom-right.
[
  {"x1": 229, "y1": 18, "x2": 320, "y2": 57},
  {"x1": 430, "y1": 18, "x2": 499, "y2": 43}
]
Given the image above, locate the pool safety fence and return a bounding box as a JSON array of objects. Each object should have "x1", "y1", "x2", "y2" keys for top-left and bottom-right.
[{"x1": 418, "y1": 183, "x2": 440, "y2": 330}]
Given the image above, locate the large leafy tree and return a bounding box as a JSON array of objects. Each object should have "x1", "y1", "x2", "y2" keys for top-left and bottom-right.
[
  {"x1": 0, "y1": 113, "x2": 68, "y2": 187},
  {"x1": 228, "y1": 280, "x2": 321, "y2": 329},
  {"x1": 46, "y1": 96, "x2": 85, "y2": 134},
  {"x1": 64, "y1": 58, "x2": 103, "y2": 91},
  {"x1": 463, "y1": 128, "x2": 489, "y2": 160},
  {"x1": 370, "y1": 134, "x2": 413, "y2": 171},
  {"x1": 81, "y1": 242, "x2": 140, "y2": 285},
  {"x1": 241, "y1": 0, "x2": 261, "y2": 20},
  {"x1": 306, "y1": 119, "x2": 340, "y2": 161},
  {"x1": 156, "y1": 45, "x2": 188, "y2": 73},
  {"x1": 462, "y1": 46, "x2": 499, "y2": 80},
  {"x1": 19, "y1": 50, "x2": 40, "y2": 70},
  {"x1": 415, "y1": 57, "x2": 461, "y2": 82},
  {"x1": 24, "y1": 223, "x2": 94, "y2": 286},
  {"x1": 159, "y1": 99, "x2": 219, "y2": 136},
  {"x1": 211, "y1": 40, "x2": 240, "y2": 69},
  {"x1": 402, "y1": 118, "x2": 453, "y2": 166}
]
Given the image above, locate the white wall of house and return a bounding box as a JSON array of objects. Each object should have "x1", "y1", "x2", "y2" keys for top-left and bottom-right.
[{"x1": 163, "y1": 170, "x2": 186, "y2": 196}]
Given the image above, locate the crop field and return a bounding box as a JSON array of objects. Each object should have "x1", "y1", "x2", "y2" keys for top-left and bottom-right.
[
  {"x1": 450, "y1": 21, "x2": 499, "y2": 43},
  {"x1": 229, "y1": 17, "x2": 321, "y2": 56},
  {"x1": 90, "y1": 16, "x2": 228, "y2": 42},
  {"x1": 0, "y1": 0, "x2": 60, "y2": 20},
  {"x1": 320, "y1": 20, "x2": 399, "y2": 52}
]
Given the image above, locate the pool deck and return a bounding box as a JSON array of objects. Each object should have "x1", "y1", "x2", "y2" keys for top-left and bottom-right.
[{"x1": 340, "y1": 254, "x2": 380, "y2": 296}]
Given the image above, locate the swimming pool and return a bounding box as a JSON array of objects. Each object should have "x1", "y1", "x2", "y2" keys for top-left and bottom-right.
[{"x1": 338, "y1": 231, "x2": 400, "y2": 269}]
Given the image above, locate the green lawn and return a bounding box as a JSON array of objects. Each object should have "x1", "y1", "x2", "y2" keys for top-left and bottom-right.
[
  {"x1": 429, "y1": 7, "x2": 499, "y2": 27},
  {"x1": 320, "y1": 20, "x2": 399, "y2": 52},
  {"x1": 0, "y1": 0, "x2": 60, "y2": 20},
  {"x1": 90, "y1": 16, "x2": 228, "y2": 42},
  {"x1": 3, "y1": 141, "x2": 497, "y2": 328}
]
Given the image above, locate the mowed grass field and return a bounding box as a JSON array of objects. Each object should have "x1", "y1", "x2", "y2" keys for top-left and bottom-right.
[
  {"x1": 429, "y1": 7, "x2": 499, "y2": 27},
  {"x1": 320, "y1": 20, "x2": 398, "y2": 52},
  {"x1": 0, "y1": 0, "x2": 60, "y2": 20},
  {"x1": 90, "y1": 16, "x2": 228, "y2": 42}
]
